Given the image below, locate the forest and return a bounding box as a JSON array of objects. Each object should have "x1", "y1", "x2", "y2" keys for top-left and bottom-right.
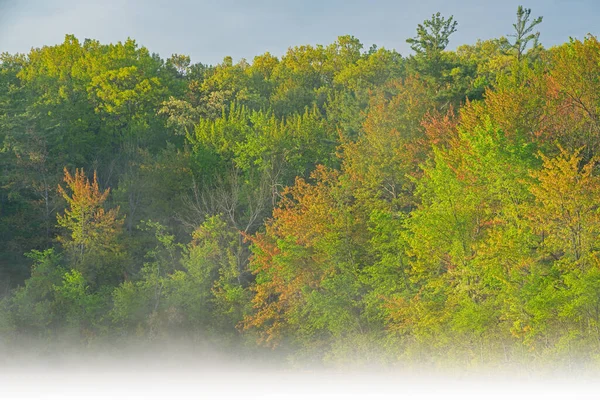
[{"x1": 1, "y1": 6, "x2": 600, "y2": 367}]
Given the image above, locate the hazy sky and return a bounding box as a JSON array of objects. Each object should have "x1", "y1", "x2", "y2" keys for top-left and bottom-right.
[{"x1": 0, "y1": 0, "x2": 598, "y2": 65}]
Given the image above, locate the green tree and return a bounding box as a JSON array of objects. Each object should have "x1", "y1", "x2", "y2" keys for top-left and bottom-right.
[
  {"x1": 407, "y1": 12, "x2": 458, "y2": 55},
  {"x1": 406, "y1": 12, "x2": 458, "y2": 78},
  {"x1": 508, "y1": 6, "x2": 543, "y2": 61}
]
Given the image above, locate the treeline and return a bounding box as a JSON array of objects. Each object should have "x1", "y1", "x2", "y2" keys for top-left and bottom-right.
[{"x1": 2, "y1": 7, "x2": 600, "y2": 366}]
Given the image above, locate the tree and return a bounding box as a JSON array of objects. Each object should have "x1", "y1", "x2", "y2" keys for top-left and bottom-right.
[
  {"x1": 56, "y1": 168, "x2": 124, "y2": 286},
  {"x1": 544, "y1": 36, "x2": 600, "y2": 161},
  {"x1": 527, "y1": 147, "x2": 600, "y2": 265},
  {"x1": 241, "y1": 162, "x2": 388, "y2": 365},
  {"x1": 508, "y1": 6, "x2": 543, "y2": 61},
  {"x1": 407, "y1": 12, "x2": 458, "y2": 55},
  {"x1": 406, "y1": 13, "x2": 479, "y2": 108},
  {"x1": 406, "y1": 12, "x2": 458, "y2": 77},
  {"x1": 341, "y1": 77, "x2": 437, "y2": 210}
]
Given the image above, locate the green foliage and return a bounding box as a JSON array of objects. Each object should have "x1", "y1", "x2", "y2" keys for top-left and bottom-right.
[
  {"x1": 111, "y1": 217, "x2": 249, "y2": 339},
  {"x1": 7, "y1": 249, "x2": 66, "y2": 335}
]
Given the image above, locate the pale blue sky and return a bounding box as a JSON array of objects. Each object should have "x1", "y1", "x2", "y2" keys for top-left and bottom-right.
[{"x1": 0, "y1": 0, "x2": 598, "y2": 65}]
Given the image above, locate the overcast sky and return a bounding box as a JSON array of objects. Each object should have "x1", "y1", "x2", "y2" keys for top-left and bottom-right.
[{"x1": 0, "y1": 0, "x2": 598, "y2": 65}]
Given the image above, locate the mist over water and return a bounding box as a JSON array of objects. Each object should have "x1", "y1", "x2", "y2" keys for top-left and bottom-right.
[
  {"x1": 2, "y1": 363, "x2": 598, "y2": 400},
  {"x1": 1, "y1": 341, "x2": 599, "y2": 400}
]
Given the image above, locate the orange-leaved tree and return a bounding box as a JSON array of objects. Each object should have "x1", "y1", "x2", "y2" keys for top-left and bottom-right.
[
  {"x1": 242, "y1": 166, "x2": 372, "y2": 350},
  {"x1": 57, "y1": 168, "x2": 124, "y2": 286}
]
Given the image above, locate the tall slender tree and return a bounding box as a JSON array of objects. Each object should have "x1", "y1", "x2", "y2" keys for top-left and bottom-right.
[{"x1": 508, "y1": 6, "x2": 543, "y2": 61}]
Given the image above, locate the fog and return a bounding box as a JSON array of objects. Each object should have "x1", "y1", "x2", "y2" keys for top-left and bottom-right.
[
  {"x1": 1, "y1": 343, "x2": 599, "y2": 400},
  {"x1": 2, "y1": 364, "x2": 597, "y2": 399}
]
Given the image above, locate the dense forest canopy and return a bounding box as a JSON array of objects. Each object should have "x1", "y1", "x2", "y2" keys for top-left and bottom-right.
[{"x1": 2, "y1": 6, "x2": 600, "y2": 366}]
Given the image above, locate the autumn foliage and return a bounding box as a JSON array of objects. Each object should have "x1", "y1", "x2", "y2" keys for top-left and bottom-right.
[
  {"x1": 4, "y1": 8, "x2": 600, "y2": 367},
  {"x1": 57, "y1": 168, "x2": 124, "y2": 286}
]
